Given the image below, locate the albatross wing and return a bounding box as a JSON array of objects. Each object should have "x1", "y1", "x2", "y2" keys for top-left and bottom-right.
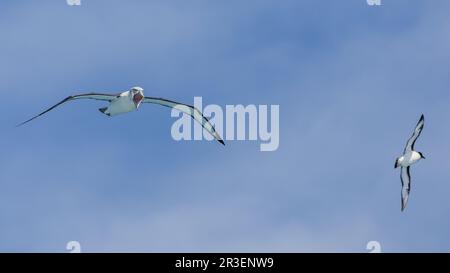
[
  {"x1": 18, "y1": 93, "x2": 118, "y2": 126},
  {"x1": 400, "y1": 167, "x2": 411, "y2": 212},
  {"x1": 142, "y1": 97, "x2": 224, "y2": 145},
  {"x1": 404, "y1": 114, "x2": 425, "y2": 153}
]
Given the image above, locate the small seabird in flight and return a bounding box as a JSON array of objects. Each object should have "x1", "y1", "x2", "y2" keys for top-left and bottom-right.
[
  {"x1": 18, "y1": 86, "x2": 224, "y2": 145},
  {"x1": 394, "y1": 114, "x2": 425, "y2": 211}
]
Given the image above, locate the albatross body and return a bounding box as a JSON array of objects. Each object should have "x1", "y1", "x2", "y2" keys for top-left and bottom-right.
[
  {"x1": 98, "y1": 88, "x2": 144, "y2": 116},
  {"x1": 395, "y1": 151, "x2": 423, "y2": 169},
  {"x1": 394, "y1": 114, "x2": 425, "y2": 212},
  {"x1": 19, "y1": 86, "x2": 224, "y2": 145}
]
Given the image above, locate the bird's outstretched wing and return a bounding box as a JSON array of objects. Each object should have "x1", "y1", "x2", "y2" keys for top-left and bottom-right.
[
  {"x1": 142, "y1": 97, "x2": 224, "y2": 145},
  {"x1": 400, "y1": 167, "x2": 411, "y2": 212},
  {"x1": 404, "y1": 114, "x2": 425, "y2": 153},
  {"x1": 18, "y1": 93, "x2": 118, "y2": 126}
]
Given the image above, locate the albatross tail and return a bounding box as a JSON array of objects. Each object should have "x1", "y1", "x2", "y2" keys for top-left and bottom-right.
[{"x1": 98, "y1": 107, "x2": 110, "y2": 116}]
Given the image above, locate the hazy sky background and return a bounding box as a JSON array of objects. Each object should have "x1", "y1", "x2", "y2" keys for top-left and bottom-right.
[{"x1": 1, "y1": 0, "x2": 450, "y2": 252}]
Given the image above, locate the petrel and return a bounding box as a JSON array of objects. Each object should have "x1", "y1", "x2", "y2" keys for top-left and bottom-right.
[
  {"x1": 18, "y1": 86, "x2": 225, "y2": 145},
  {"x1": 394, "y1": 114, "x2": 425, "y2": 211}
]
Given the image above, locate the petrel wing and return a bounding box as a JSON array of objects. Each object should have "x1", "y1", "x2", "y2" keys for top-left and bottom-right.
[
  {"x1": 404, "y1": 114, "x2": 425, "y2": 153},
  {"x1": 142, "y1": 97, "x2": 224, "y2": 145},
  {"x1": 18, "y1": 93, "x2": 118, "y2": 126},
  {"x1": 400, "y1": 167, "x2": 411, "y2": 212}
]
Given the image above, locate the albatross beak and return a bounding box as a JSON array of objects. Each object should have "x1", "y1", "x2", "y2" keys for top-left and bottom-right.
[{"x1": 133, "y1": 93, "x2": 144, "y2": 108}]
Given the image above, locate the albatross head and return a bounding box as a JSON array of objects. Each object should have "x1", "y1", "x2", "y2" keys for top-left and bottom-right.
[
  {"x1": 418, "y1": 152, "x2": 426, "y2": 159},
  {"x1": 130, "y1": 86, "x2": 144, "y2": 108}
]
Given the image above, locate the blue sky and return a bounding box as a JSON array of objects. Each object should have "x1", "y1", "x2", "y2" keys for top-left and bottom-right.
[{"x1": 1, "y1": 0, "x2": 450, "y2": 252}]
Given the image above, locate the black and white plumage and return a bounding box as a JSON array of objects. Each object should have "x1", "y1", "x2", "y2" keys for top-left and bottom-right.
[
  {"x1": 394, "y1": 114, "x2": 425, "y2": 212},
  {"x1": 18, "y1": 86, "x2": 225, "y2": 145}
]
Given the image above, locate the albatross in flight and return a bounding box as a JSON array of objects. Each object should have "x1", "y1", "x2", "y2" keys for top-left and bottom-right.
[
  {"x1": 394, "y1": 114, "x2": 425, "y2": 211},
  {"x1": 18, "y1": 86, "x2": 224, "y2": 145}
]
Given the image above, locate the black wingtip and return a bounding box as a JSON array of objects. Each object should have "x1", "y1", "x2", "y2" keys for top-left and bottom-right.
[
  {"x1": 16, "y1": 121, "x2": 28, "y2": 128},
  {"x1": 218, "y1": 139, "x2": 225, "y2": 146}
]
